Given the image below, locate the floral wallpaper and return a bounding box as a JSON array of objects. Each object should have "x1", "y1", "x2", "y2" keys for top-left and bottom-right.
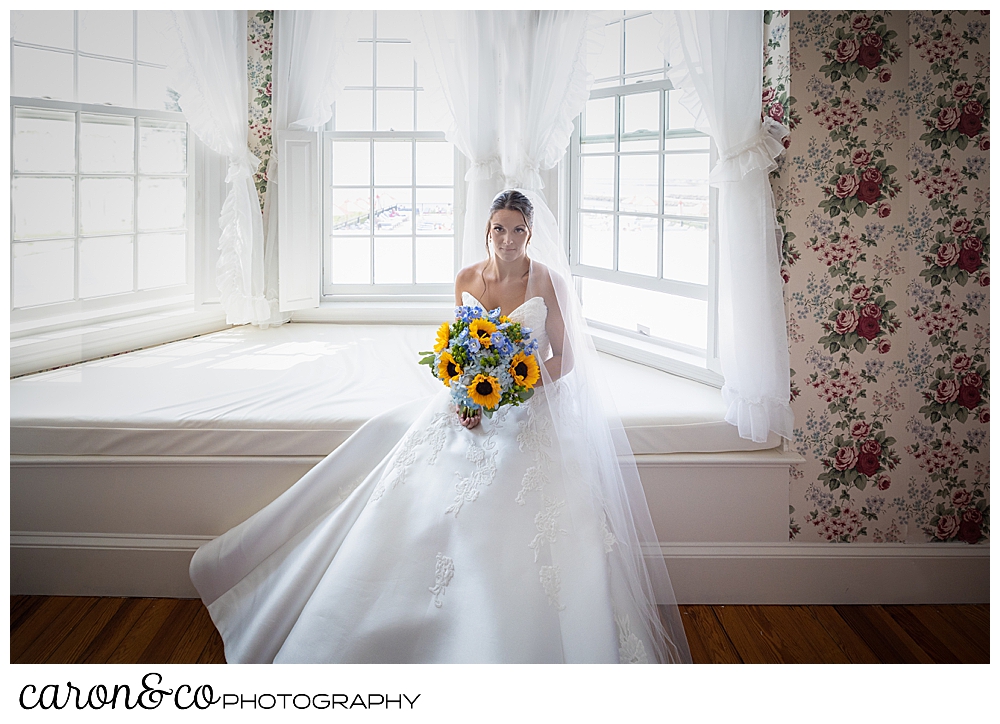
[
  {"x1": 248, "y1": 10, "x2": 274, "y2": 211},
  {"x1": 767, "y1": 10, "x2": 990, "y2": 545}
]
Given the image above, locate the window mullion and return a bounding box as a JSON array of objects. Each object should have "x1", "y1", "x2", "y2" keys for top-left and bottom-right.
[{"x1": 74, "y1": 109, "x2": 81, "y2": 301}]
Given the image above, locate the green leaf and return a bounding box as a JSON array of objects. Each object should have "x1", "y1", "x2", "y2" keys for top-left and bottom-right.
[
  {"x1": 419, "y1": 355, "x2": 436, "y2": 366},
  {"x1": 854, "y1": 338, "x2": 867, "y2": 353},
  {"x1": 956, "y1": 135, "x2": 969, "y2": 151}
]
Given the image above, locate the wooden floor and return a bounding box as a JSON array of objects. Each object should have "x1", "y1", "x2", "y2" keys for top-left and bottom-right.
[{"x1": 11, "y1": 596, "x2": 989, "y2": 664}]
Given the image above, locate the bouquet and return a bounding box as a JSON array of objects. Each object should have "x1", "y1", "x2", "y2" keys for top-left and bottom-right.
[{"x1": 419, "y1": 303, "x2": 541, "y2": 418}]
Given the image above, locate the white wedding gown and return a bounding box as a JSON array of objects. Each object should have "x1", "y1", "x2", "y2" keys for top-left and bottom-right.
[{"x1": 190, "y1": 292, "x2": 658, "y2": 663}]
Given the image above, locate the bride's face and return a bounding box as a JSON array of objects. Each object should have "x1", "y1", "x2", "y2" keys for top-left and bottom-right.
[{"x1": 488, "y1": 209, "x2": 531, "y2": 262}]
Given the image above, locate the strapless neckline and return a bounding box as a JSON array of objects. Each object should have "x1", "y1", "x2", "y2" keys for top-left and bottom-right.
[{"x1": 462, "y1": 292, "x2": 545, "y2": 319}]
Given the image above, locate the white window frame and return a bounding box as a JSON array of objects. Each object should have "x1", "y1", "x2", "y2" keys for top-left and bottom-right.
[
  {"x1": 10, "y1": 11, "x2": 228, "y2": 375},
  {"x1": 10, "y1": 97, "x2": 197, "y2": 327},
  {"x1": 321, "y1": 131, "x2": 462, "y2": 302},
  {"x1": 566, "y1": 87, "x2": 722, "y2": 387}
]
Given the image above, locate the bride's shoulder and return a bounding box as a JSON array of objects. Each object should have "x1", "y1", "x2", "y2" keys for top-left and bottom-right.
[{"x1": 454, "y1": 262, "x2": 486, "y2": 299}]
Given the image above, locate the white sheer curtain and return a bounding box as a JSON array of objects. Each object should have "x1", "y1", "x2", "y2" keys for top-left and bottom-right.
[
  {"x1": 417, "y1": 11, "x2": 599, "y2": 265},
  {"x1": 167, "y1": 11, "x2": 276, "y2": 327},
  {"x1": 661, "y1": 10, "x2": 793, "y2": 443},
  {"x1": 262, "y1": 10, "x2": 361, "y2": 313}
]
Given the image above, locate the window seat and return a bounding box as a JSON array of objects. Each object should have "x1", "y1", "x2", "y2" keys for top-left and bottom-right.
[{"x1": 10, "y1": 322, "x2": 781, "y2": 458}]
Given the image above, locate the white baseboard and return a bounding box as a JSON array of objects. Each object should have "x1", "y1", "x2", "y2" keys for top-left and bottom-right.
[
  {"x1": 654, "y1": 542, "x2": 989, "y2": 604},
  {"x1": 11, "y1": 533, "x2": 989, "y2": 604}
]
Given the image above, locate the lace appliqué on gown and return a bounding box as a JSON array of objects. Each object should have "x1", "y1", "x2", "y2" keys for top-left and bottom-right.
[
  {"x1": 530, "y1": 496, "x2": 567, "y2": 562},
  {"x1": 445, "y1": 407, "x2": 509, "y2": 517},
  {"x1": 615, "y1": 613, "x2": 650, "y2": 664},
  {"x1": 429, "y1": 553, "x2": 455, "y2": 608},
  {"x1": 538, "y1": 565, "x2": 566, "y2": 611},
  {"x1": 371, "y1": 410, "x2": 456, "y2": 502}
]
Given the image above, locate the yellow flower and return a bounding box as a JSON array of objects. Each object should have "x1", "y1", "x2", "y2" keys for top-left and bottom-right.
[
  {"x1": 509, "y1": 351, "x2": 540, "y2": 388},
  {"x1": 468, "y1": 318, "x2": 497, "y2": 347},
  {"x1": 434, "y1": 321, "x2": 451, "y2": 353},
  {"x1": 467, "y1": 374, "x2": 501, "y2": 409},
  {"x1": 437, "y1": 351, "x2": 462, "y2": 386},
  {"x1": 498, "y1": 315, "x2": 511, "y2": 325}
]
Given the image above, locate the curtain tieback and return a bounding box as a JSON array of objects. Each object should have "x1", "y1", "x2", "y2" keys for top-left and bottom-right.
[
  {"x1": 710, "y1": 117, "x2": 789, "y2": 184},
  {"x1": 226, "y1": 149, "x2": 263, "y2": 184},
  {"x1": 465, "y1": 156, "x2": 544, "y2": 191}
]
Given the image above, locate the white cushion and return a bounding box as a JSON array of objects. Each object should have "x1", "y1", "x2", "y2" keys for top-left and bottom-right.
[{"x1": 11, "y1": 323, "x2": 780, "y2": 457}]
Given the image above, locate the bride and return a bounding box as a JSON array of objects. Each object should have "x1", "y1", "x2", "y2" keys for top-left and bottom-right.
[{"x1": 189, "y1": 190, "x2": 691, "y2": 664}]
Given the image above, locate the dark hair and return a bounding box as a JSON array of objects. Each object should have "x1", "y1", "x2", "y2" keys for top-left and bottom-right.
[{"x1": 485, "y1": 190, "x2": 534, "y2": 249}]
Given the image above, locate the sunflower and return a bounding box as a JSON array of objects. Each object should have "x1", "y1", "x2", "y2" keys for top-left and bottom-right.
[
  {"x1": 509, "y1": 351, "x2": 540, "y2": 388},
  {"x1": 434, "y1": 321, "x2": 451, "y2": 353},
  {"x1": 467, "y1": 374, "x2": 501, "y2": 409},
  {"x1": 436, "y1": 351, "x2": 462, "y2": 386},
  {"x1": 468, "y1": 318, "x2": 497, "y2": 347}
]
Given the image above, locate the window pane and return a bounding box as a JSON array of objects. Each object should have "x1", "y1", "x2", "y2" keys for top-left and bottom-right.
[
  {"x1": 584, "y1": 97, "x2": 615, "y2": 137},
  {"x1": 374, "y1": 141, "x2": 412, "y2": 185},
  {"x1": 416, "y1": 237, "x2": 453, "y2": 283},
  {"x1": 12, "y1": 240, "x2": 75, "y2": 307},
  {"x1": 80, "y1": 114, "x2": 135, "y2": 174},
  {"x1": 332, "y1": 141, "x2": 371, "y2": 186},
  {"x1": 342, "y1": 40, "x2": 374, "y2": 87},
  {"x1": 416, "y1": 189, "x2": 453, "y2": 235},
  {"x1": 137, "y1": 65, "x2": 172, "y2": 111},
  {"x1": 581, "y1": 141, "x2": 614, "y2": 155},
  {"x1": 416, "y1": 89, "x2": 450, "y2": 131},
  {"x1": 331, "y1": 237, "x2": 371, "y2": 284},
  {"x1": 374, "y1": 189, "x2": 412, "y2": 235},
  {"x1": 12, "y1": 177, "x2": 75, "y2": 240},
  {"x1": 80, "y1": 177, "x2": 134, "y2": 235},
  {"x1": 80, "y1": 236, "x2": 134, "y2": 297},
  {"x1": 664, "y1": 153, "x2": 710, "y2": 218},
  {"x1": 581, "y1": 155, "x2": 614, "y2": 211},
  {"x1": 79, "y1": 57, "x2": 134, "y2": 107},
  {"x1": 622, "y1": 91, "x2": 659, "y2": 135},
  {"x1": 79, "y1": 10, "x2": 134, "y2": 60},
  {"x1": 374, "y1": 237, "x2": 412, "y2": 284},
  {"x1": 624, "y1": 14, "x2": 662, "y2": 77},
  {"x1": 668, "y1": 91, "x2": 697, "y2": 130},
  {"x1": 377, "y1": 42, "x2": 414, "y2": 86},
  {"x1": 663, "y1": 219, "x2": 709, "y2": 285},
  {"x1": 137, "y1": 10, "x2": 173, "y2": 64},
  {"x1": 617, "y1": 215, "x2": 657, "y2": 276},
  {"x1": 582, "y1": 278, "x2": 707, "y2": 350},
  {"x1": 619, "y1": 154, "x2": 658, "y2": 214},
  {"x1": 335, "y1": 90, "x2": 373, "y2": 131},
  {"x1": 138, "y1": 232, "x2": 187, "y2": 289},
  {"x1": 664, "y1": 135, "x2": 711, "y2": 152},
  {"x1": 14, "y1": 108, "x2": 76, "y2": 174},
  {"x1": 11, "y1": 10, "x2": 74, "y2": 49},
  {"x1": 590, "y1": 18, "x2": 621, "y2": 80},
  {"x1": 376, "y1": 90, "x2": 414, "y2": 131},
  {"x1": 415, "y1": 142, "x2": 453, "y2": 185},
  {"x1": 139, "y1": 119, "x2": 187, "y2": 174},
  {"x1": 13, "y1": 47, "x2": 74, "y2": 101},
  {"x1": 579, "y1": 213, "x2": 613, "y2": 269},
  {"x1": 139, "y1": 178, "x2": 186, "y2": 231},
  {"x1": 332, "y1": 189, "x2": 371, "y2": 234}
]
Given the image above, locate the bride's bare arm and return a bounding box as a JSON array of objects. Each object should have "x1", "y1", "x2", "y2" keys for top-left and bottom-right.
[{"x1": 534, "y1": 267, "x2": 572, "y2": 385}]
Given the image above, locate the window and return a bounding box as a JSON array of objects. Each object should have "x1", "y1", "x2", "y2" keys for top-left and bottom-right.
[
  {"x1": 568, "y1": 11, "x2": 720, "y2": 382},
  {"x1": 323, "y1": 11, "x2": 458, "y2": 299},
  {"x1": 10, "y1": 10, "x2": 195, "y2": 325}
]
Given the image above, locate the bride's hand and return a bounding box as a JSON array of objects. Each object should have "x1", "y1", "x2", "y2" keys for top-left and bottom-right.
[{"x1": 457, "y1": 406, "x2": 482, "y2": 429}]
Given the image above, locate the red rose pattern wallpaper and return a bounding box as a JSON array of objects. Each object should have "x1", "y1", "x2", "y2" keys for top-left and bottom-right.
[{"x1": 767, "y1": 10, "x2": 990, "y2": 545}]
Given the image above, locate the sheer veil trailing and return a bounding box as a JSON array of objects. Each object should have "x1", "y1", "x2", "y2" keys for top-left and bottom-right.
[{"x1": 515, "y1": 191, "x2": 692, "y2": 664}]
